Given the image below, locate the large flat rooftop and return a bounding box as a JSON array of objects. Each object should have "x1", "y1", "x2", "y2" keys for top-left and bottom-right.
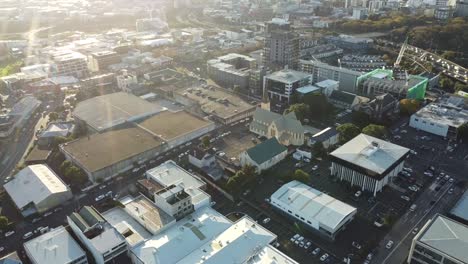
[
  {"x1": 413, "y1": 103, "x2": 468, "y2": 128},
  {"x1": 265, "y1": 69, "x2": 311, "y2": 84},
  {"x1": 137, "y1": 111, "x2": 214, "y2": 141},
  {"x1": 61, "y1": 126, "x2": 163, "y2": 173},
  {"x1": 175, "y1": 86, "x2": 255, "y2": 120},
  {"x1": 330, "y1": 134, "x2": 409, "y2": 176},
  {"x1": 73, "y1": 92, "x2": 165, "y2": 132}
]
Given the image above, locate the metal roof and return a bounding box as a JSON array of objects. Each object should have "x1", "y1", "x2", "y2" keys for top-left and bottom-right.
[
  {"x1": 245, "y1": 138, "x2": 287, "y2": 165},
  {"x1": 450, "y1": 190, "x2": 468, "y2": 223},
  {"x1": 418, "y1": 215, "x2": 468, "y2": 263}
]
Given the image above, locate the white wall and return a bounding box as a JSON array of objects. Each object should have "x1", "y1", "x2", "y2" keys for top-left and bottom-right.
[{"x1": 409, "y1": 115, "x2": 448, "y2": 137}]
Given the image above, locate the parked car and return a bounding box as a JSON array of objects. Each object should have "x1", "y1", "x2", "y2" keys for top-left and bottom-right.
[
  {"x1": 352, "y1": 241, "x2": 362, "y2": 249},
  {"x1": 386, "y1": 240, "x2": 394, "y2": 249},
  {"x1": 366, "y1": 253, "x2": 373, "y2": 261},
  {"x1": 23, "y1": 232, "x2": 33, "y2": 240},
  {"x1": 43, "y1": 211, "x2": 53, "y2": 217},
  {"x1": 99, "y1": 184, "x2": 106, "y2": 190},
  {"x1": 448, "y1": 188, "x2": 454, "y2": 194},
  {"x1": 262, "y1": 218, "x2": 271, "y2": 224},
  {"x1": 305, "y1": 241, "x2": 312, "y2": 249},
  {"x1": 320, "y1": 253, "x2": 329, "y2": 261},
  {"x1": 412, "y1": 228, "x2": 419, "y2": 234},
  {"x1": 312, "y1": 248, "x2": 321, "y2": 256},
  {"x1": 5, "y1": 231, "x2": 15, "y2": 237},
  {"x1": 354, "y1": 191, "x2": 362, "y2": 197},
  {"x1": 410, "y1": 204, "x2": 417, "y2": 211},
  {"x1": 95, "y1": 194, "x2": 105, "y2": 202},
  {"x1": 401, "y1": 195, "x2": 410, "y2": 202},
  {"x1": 31, "y1": 217, "x2": 42, "y2": 224}
]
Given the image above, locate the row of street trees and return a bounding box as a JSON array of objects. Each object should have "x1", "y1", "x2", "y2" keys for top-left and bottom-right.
[{"x1": 337, "y1": 123, "x2": 388, "y2": 144}]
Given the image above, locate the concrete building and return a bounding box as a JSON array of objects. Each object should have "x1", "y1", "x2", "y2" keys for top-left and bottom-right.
[
  {"x1": 249, "y1": 108, "x2": 305, "y2": 146},
  {"x1": 340, "y1": 55, "x2": 387, "y2": 72},
  {"x1": 67, "y1": 206, "x2": 127, "y2": 264},
  {"x1": 24, "y1": 226, "x2": 88, "y2": 264},
  {"x1": 130, "y1": 206, "x2": 298, "y2": 264},
  {"x1": 88, "y1": 51, "x2": 121, "y2": 72},
  {"x1": 263, "y1": 18, "x2": 300, "y2": 70},
  {"x1": 330, "y1": 134, "x2": 410, "y2": 196},
  {"x1": 315, "y1": 79, "x2": 339, "y2": 97},
  {"x1": 356, "y1": 69, "x2": 428, "y2": 100},
  {"x1": 116, "y1": 71, "x2": 138, "y2": 93},
  {"x1": 455, "y1": 0, "x2": 468, "y2": 16},
  {"x1": 239, "y1": 138, "x2": 288, "y2": 173},
  {"x1": 4, "y1": 164, "x2": 73, "y2": 217},
  {"x1": 264, "y1": 69, "x2": 312, "y2": 114},
  {"x1": 408, "y1": 214, "x2": 468, "y2": 264},
  {"x1": 409, "y1": 103, "x2": 468, "y2": 139},
  {"x1": 145, "y1": 160, "x2": 211, "y2": 211},
  {"x1": 270, "y1": 181, "x2": 357, "y2": 240},
  {"x1": 300, "y1": 60, "x2": 362, "y2": 93},
  {"x1": 450, "y1": 190, "x2": 468, "y2": 224},
  {"x1": 50, "y1": 50, "x2": 89, "y2": 78},
  {"x1": 61, "y1": 111, "x2": 215, "y2": 182},
  {"x1": 72, "y1": 92, "x2": 164, "y2": 133},
  {"x1": 308, "y1": 127, "x2": 339, "y2": 149},
  {"x1": 174, "y1": 86, "x2": 256, "y2": 125},
  {"x1": 153, "y1": 184, "x2": 195, "y2": 220},
  {"x1": 352, "y1": 7, "x2": 368, "y2": 19},
  {"x1": 207, "y1": 53, "x2": 256, "y2": 91}
]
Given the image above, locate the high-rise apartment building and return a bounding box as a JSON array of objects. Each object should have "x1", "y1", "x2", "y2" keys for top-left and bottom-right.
[{"x1": 263, "y1": 18, "x2": 300, "y2": 71}]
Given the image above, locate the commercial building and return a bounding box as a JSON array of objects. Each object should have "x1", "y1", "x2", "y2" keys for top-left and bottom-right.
[
  {"x1": 263, "y1": 18, "x2": 300, "y2": 70},
  {"x1": 270, "y1": 181, "x2": 357, "y2": 240},
  {"x1": 207, "y1": 53, "x2": 256, "y2": 90},
  {"x1": 330, "y1": 134, "x2": 410, "y2": 196},
  {"x1": 249, "y1": 108, "x2": 305, "y2": 146},
  {"x1": 50, "y1": 50, "x2": 89, "y2": 78},
  {"x1": 450, "y1": 190, "x2": 468, "y2": 224},
  {"x1": 145, "y1": 160, "x2": 211, "y2": 212},
  {"x1": 0, "y1": 96, "x2": 41, "y2": 138},
  {"x1": 72, "y1": 92, "x2": 164, "y2": 133},
  {"x1": 409, "y1": 103, "x2": 468, "y2": 139},
  {"x1": 88, "y1": 51, "x2": 121, "y2": 72},
  {"x1": 356, "y1": 69, "x2": 428, "y2": 100},
  {"x1": 116, "y1": 71, "x2": 138, "y2": 93},
  {"x1": 61, "y1": 111, "x2": 215, "y2": 182},
  {"x1": 4, "y1": 164, "x2": 72, "y2": 217},
  {"x1": 264, "y1": 69, "x2": 312, "y2": 113},
  {"x1": 239, "y1": 138, "x2": 288, "y2": 173},
  {"x1": 174, "y1": 86, "x2": 256, "y2": 125},
  {"x1": 37, "y1": 121, "x2": 75, "y2": 146},
  {"x1": 102, "y1": 195, "x2": 176, "y2": 247},
  {"x1": 24, "y1": 226, "x2": 88, "y2": 264},
  {"x1": 130, "y1": 206, "x2": 298, "y2": 264},
  {"x1": 300, "y1": 60, "x2": 362, "y2": 93},
  {"x1": 68, "y1": 206, "x2": 128, "y2": 264},
  {"x1": 408, "y1": 214, "x2": 468, "y2": 264}
]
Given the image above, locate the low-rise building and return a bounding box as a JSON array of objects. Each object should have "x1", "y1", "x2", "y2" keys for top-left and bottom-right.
[
  {"x1": 408, "y1": 214, "x2": 468, "y2": 264},
  {"x1": 270, "y1": 181, "x2": 357, "y2": 240},
  {"x1": 328, "y1": 90, "x2": 369, "y2": 110},
  {"x1": 449, "y1": 190, "x2": 468, "y2": 225},
  {"x1": 24, "y1": 226, "x2": 88, "y2": 264},
  {"x1": 116, "y1": 71, "x2": 138, "y2": 93},
  {"x1": 4, "y1": 164, "x2": 73, "y2": 217},
  {"x1": 37, "y1": 121, "x2": 75, "y2": 146},
  {"x1": 188, "y1": 147, "x2": 216, "y2": 169},
  {"x1": 330, "y1": 134, "x2": 410, "y2": 196},
  {"x1": 88, "y1": 51, "x2": 121, "y2": 72},
  {"x1": 409, "y1": 103, "x2": 468, "y2": 139},
  {"x1": 67, "y1": 206, "x2": 128, "y2": 264},
  {"x1": 50, "y1": 50, "x2": 89, "y2": 78},
  {"x1": 359, "y1": 93, "x2": 399, "y2": 121},
  {"x1": 308, "y1": 127, "x2": 339, "y2": 149},
  {"x1": 239, "y1": 138, "x2": 288, "y2": 173},
  {"x1": 249, "y1": 108, "x2": 305, "y2": 146},
  {"x1": 207, "y1": 53, "x2": 256, "y2": 91}
]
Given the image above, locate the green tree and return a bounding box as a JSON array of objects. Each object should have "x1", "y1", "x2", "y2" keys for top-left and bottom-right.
[
  {"x1": 455, "y1": 82, "x2": 468, "y2": 93},
  {"x1": 439, "y1": 77, "x2": 455, "y2": 92},
  {"x1": 201, "y1": 136, "x2": 210, "y2": 148},
  {"x1": 457, "y1": 123, "x2": 468, "y2": 142},
  {"x1": 301, "y1": 93, "x2": 334, "y2": 121},
  {"x1": 241, "y1": 164, "x2": 257, "y2": 179},
  {"x1": 0, "y1": 216, "x2": 9, "y2": 230},
  {"x1": 60, "y1": 160, "x2": 72, "y2": 174},
  {"x1": 362, "y1": 124, "x2": 388, "y2": 139},
  {"x1": 291, "y1": 169, "x2": 310, "y2": 184},
  {"x1": 399, "y1": 99, "x2": 420, "y2": 115},
  {"x1": 48, "y1": 112, "x2": 59, "y2": 122},
  {"x1": 284, "y1": 103, "x2": 310, "y2": 123},
  {"x1": 64, "y1": 165, "x2": 88, "y2": 185},
  {"x1": 337, "y1": 123, "x2": 361, "y2": 144},
  {"x1": 312, "y1": 141, "x2": 326, "y2": 157},
  {"x1": 351, "y1": 111, "x2": 371, "y2": 129}
]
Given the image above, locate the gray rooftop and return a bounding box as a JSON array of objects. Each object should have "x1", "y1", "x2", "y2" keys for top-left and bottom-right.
[
  {"x1": 418, "y1": 215, "x2": 468, "y2": 263},
  {"x1": 266, "y1": 69, "x2": 311, "y2": 84},
  {"x1": 413, "y1": 103, "x2": 468, "y2": 129},
  {"x1": 450, "y1": 190, "x2": 468, "y2": 223},
  {"x1": 73, "y1": 92, "x2": 165, "y2": 132}
]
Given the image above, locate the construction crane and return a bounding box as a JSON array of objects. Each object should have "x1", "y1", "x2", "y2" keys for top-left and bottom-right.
[{"x1": 394, "y1": 37, "x2": 408, "y2": 69}]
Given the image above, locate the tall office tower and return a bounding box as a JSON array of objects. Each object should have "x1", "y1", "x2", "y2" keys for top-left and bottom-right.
[{"x1": 263, "y1": 18, "x2": 300, "y2": 71}]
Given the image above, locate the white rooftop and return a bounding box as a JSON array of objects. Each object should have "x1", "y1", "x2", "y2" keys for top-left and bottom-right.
[
  {"x1": 296, "y1": 85, "x2": 320, "y2": 94},
  {"x1": 315, "y1": 79, "x2": 339, "y2": 88},
  {"x1": 266, "y1": 69, "x2": 311, "y2": 84},
  {"x1": 413, "y1": 103, "x2": 468, "y2": 129},
  {"x1": 131, "y1": 207, "x2": 297, "y2": 264},
  {"x1": 270, "y1": 181, "x2": 357, "y2": 231},
  {"x1": 330, "y1": 134, "x2": 409, "y2": 175},
  {"x1": 24, "y1": 226, "x2": 86, "y2": 264},
  {"x1": 4, "y1": 165, "x2": 71, "y2": 209}
]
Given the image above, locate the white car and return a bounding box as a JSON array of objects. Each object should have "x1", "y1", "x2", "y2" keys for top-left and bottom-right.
[
  {"x1": 386, "y1": 240, "x2": 394, "y2": 249},
  {"x1": 320, "y1": 253, "x2": 329, "y2": 261},
  {"x1": 355, "y1": 191, "x2": 362, "y2": 197},
  {"x1": 95, "y1": 195, "x2": 105, "y2": 202},
  {"x1": 401, "y1": 195, "x2": 410, "y2": 201},
  {"x1": 23, "y1": 232, "x2": 33, "y2": 239},
  {"x1": 43, "y1": 211, "x2": 53, "y2": 217},
  {"x1": 312, "y1": 247, "x2": 321, "y2": 255},
  {"x1": 4, "y1": 231, "x2": 15, "y2": 237},
  {"x1": 262, "y1": 218, "x2": 271, "y2": 224},
  {"x1": 312, "y1": 165, "x2": 318, "y2": 171}
]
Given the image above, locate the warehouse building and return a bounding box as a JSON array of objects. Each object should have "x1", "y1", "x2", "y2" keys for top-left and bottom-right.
[
  {"x1": 409, "y1": 103, "x2": 468, "y2": 139},
  {"x1": 4, "y1": 164, "x2": 73, "y2": 217},
  {"x1": 61, "y1": 111, "x2": 214, "y2": 182},
  {"x1": 24, "y1": 226, "x2": 88, "y2": 264},
  {"x1": 72, "y1": 92, "x2": 165, "y2": 133},
  {"x1": 408, "y1": 214, "x2": 468, "y2": 264},
  {"x1": 330, "y1": 134, "x2": 410, "y2": 196},
  {"x1": 270, "y1": 181, "x2": 357, "y2": 240}
]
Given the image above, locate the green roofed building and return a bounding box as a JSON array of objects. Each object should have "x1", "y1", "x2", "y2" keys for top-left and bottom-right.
[
  {"x1": 239, "y1": 138, "x2": 288, "y2": 172},
  {"x1": 356, "y1": 69, "x2": 427, "y2": 100}
]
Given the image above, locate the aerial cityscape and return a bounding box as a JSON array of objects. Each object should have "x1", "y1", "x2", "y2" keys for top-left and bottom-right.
[{"x1": 0, "y1": 0, "x2": 468, "y2": 263}]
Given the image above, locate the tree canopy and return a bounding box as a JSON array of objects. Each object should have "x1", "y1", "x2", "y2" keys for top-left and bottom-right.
[
  {"x1": 362, "y1": 124, "x2": 388, "y2": 139},
  {"x1": 312, "y1": 141, "x2": 326, "y2": 157},
  {"x1": 284, "y1": 103, "x2": 310, "y2": 123},
  {"x1": 290, "y1": 169, "x2": 310, "y2": 184},
  {"x1": 351, "y1": 111, "x2": 371, "y2": 129},
  {"x1": 457, "y1": 123, "x2": 468, "y2": 142},
  {"x1": 337, "y1": 123, "x2": 361, "y2": 144},
  {"x1": 0, "y1": 216, "x2": 9, "y2": 230},
  {"x1": 399, "y1": 99, "x2": 420, "y2": 115}
]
